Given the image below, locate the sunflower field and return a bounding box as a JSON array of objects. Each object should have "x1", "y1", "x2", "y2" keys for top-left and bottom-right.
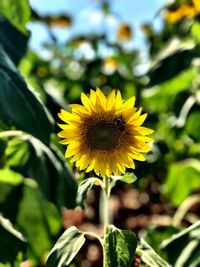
[{"x1": 0, "y1": 0, "x2": 200, "y2": 266}]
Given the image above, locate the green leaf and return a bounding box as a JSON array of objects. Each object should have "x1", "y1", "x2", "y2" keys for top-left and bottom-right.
[
  {"x1": 0, "y1": 168, "x2": 22, "y2": 185},
  {"x1": 0, "y1": 168, "x2": 23, "y2": 222},
  {"x1": 138, "y1": 238, "x2": 171, "y2": 267},
  {"x1": 105, "y1": 225, "x2": 137, "y2": 267},
  {"x1": 0, "y1": 169, "x2": 62, "y2": 262},
  {"x1": 0, "y1": 214, "x2": 27, "y2": 264},
  {"x1": 0, "y1": 0, "x2": 30, "y2": 34},
  {"x1": 5, "y1": 138, "x2": 30, "y2": 169},
  {"x1": 0, "y1": 19, "x2": 29, "y2": 65},
  {"x1": 161, "y1": 221, "x2": 200, "y2": 267},
  {"x1": 46, "y1": 226, "x2": 86, "y2": 267},
  {"x1": 0, "y1": 48, "x2": 54, "y2": 145},
  {"x1": 191, "y1": 22, "x2": 200, "y2": 43},
  {"x1": 17, "y1": 179, "x2": 62, "y2": 261},
  {"x1": 111, "y1": 173, "x2": 137, "y2": 184},
  {"x1": 142, "y1": 68, "x2": 197, "y2": 113},
  {"x1": 76, "y1": 177, "x2": 102, "y2": 208},
  {"x1": 164, "y1": 159, "x2": 200, "y2": 206},
  {"x1": 0, "y1": 138, "x2": 7, "y2": 166},
  {"x1": 185, "y1": 112, "x2": 200, "y2": 142},
  {"x1": 5, "y1": 135, "x2": 77, "y2": 209},
  {"x1": 147, "y1": 38, "x2": 195, "y2": 86},
  {"x1": 142, "y1": 225, "x2": 177, "y2": 260}
]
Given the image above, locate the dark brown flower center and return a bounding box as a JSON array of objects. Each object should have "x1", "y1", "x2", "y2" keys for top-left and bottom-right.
[{"x1": 85, "y1": 118, "x2": 125, "y2": 151}]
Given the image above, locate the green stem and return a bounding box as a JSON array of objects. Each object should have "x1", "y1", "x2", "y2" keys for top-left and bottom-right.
[{"x1": 103, "y1": 176, "x2": 110, "y2": 267}]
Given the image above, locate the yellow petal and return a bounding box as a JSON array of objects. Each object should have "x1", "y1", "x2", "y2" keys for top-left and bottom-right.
[
  {"x1": 121, "y1": 108, "x2": 136, "y2": 121},
  {"x1": 57, "y1": 128, "x2": 79, "y2": 138},
  {"x1": 130, "y1": 153, "x2": 146, "y2": 161},
  {"x1": 137, "y1": 127, "x2": 154, "y2": 135},
  {"x1": 86, "y1": 158, "x2": 95, "y2": 172},
  {"x1": 122, "y1": 155, "x2": 135, "y2": 169},
  {"x1": 107, "y1": 90, "x2": 116, "y2": 111},
  {"x1": 135, "y1": 135, "x2": 154, "y2": 143},
  {"x1": 123, "y1": 96, "x2": 135, "y2": 109},
  {"x1": 90, "y1": 89, "x2": 97, "y2": 106},
  {"x1": 69, "y1": 104, "x2": 90, "y2": 116},
  {"x1": 115, "y1": 90, "x2": 123, "y2": 109},
  {"x1": 57, "y1": 88, "x2": 154, "y2": 175},
  {"x1": 59, "y1": 139, "x2": 72, "y2": 145},
  {"x1": 96, "y1": 88, "x2": 107, "y2": 111},
  {"x1": 134, "y1": 113, "x2": 147, "y2": 126},
  {"x1": 58, "y1": 109, "x2": 80, "y2": 124},
  {"x1": 76, "y1": 154, "x2": 91, "y2": 170},
  {"x1": 65, "y1": 143, "x2": 79, "y2": 158},
  {"x1": 57, "y1": 123, "x2": 69, "y2": 130},
  {"x1": 81, "y1": 92, "x2": 92, "y2": 111},
  {"x1": 57, "y1": 123, "x2": 78, "y2": 130},
  {"x1": 116, "y1": 161, "x2": 126, "y2": 174}
]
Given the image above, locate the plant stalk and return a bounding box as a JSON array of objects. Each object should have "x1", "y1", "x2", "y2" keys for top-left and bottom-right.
[{"x1": 103, "y1": 176, "x2": 110, "y2": 267}]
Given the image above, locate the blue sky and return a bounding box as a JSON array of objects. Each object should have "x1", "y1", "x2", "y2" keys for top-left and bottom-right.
[{"x1": 28, "y1": 0, "x2": 166, "y2": 53}]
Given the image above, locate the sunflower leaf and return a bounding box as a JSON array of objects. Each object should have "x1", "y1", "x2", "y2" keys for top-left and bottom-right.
[
  {"x1": 0, "y1": 47, "x2": 54, "y2": 145},
  {"x1": 147, "y1": 38, "x2": 195, "y2": 86},
  {"x1": 161, "y1": 221, "x2": 200, "y2": 267},
  {"x1": 76, "y1": 177, "x2": 102, "y2": 208},
  {"x1": 0, "y1": 19, "x2": 29, "y2": 65},
  {"x1": 46, "y1": 226, "x2": 86, "y2": 267},
  {"x1": 137, "y1": 239, "x2": 171, "y2": 267},
  {"x1": 164, "y1": 159, "x2": 200, "y2": 206},
  {"x1": 0, "y1": 0, "x2": 30, "y2": 34},
  {"x1": 0, "y1": 172, "x2": 62, "y2": 262},
  {"x1": 110, "y1": 173, "x2": 137, "y2": 184},
  {"x1": 5, "y1": 135, "x2": 77, "y2": 209},
  {"x1": 17, "y1": 179, "x2": 62, "y2": 261},
  {"x1": 0, "y1": 214, "x2": 27, "y2": 264},
  {"x1": 105, "y1": 225, "x2": 137, "y2": 267}
]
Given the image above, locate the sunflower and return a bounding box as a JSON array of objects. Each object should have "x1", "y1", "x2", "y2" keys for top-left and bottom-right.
[{"x1": 58, "y1": 88, "x2": 153, "y2": 177}]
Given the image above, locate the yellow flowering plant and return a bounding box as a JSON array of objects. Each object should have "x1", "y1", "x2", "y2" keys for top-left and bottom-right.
[
  {"x1": 165, "y1": 0, "x2": 200, "y2": 24},
  {"x1": 45, "y1": 88, "x2": 168, "y2": 267},
  {"x1": 58, "y1": 88, "x2": 153, "y2": 177}
]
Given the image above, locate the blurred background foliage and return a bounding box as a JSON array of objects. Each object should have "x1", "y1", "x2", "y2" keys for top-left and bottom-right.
[{"x1": 0, "y1": 0, "x2": 200, "y2": 266}]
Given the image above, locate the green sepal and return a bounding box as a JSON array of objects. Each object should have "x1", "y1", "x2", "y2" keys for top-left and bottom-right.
[
  {"x1": 76, "y1": 177, "x2": 103, "y2": 208},
  {"x1": 110, "y1": 173, "x2": 137, "y2": 188}
]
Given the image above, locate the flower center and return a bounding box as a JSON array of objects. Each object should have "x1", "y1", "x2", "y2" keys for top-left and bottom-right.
[{"x1": 85, "y1": 120, "x2": 122, "y2": 151}]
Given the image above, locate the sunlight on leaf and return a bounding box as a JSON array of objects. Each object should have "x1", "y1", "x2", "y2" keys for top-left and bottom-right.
[
  {"x1": 105, "y1": 225, "x2": 137, "y2": 267},
  {"x1": 0, "y1": 0, "x2": 30, "y2": 34},
  {"x1": 138, "y1": 238, "x2": 171, "y2": 267},
  {"x1": 46, "y1": 226, "x2": 86, "y2": 267}
]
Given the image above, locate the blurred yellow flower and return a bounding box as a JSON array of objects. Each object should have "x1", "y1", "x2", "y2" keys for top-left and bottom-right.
[
  {"x1": 193, "y1": 0, "x2": 200, "y2": 13},
  {"x1": 58, "y1": 88, "x2": 153, "y2": 177},
  {"x1": 102, "y1": 58, "x2": 119, "y2": 75},
  {"x1": 43, "y1": 14, "x2": 72, "y2": 28},
  {"x1": 165, "y1": 4, "x2": 196, "y2": 24},
  {"x1": 117, "y1": 23, "x2": 132, "y2": 42}
]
